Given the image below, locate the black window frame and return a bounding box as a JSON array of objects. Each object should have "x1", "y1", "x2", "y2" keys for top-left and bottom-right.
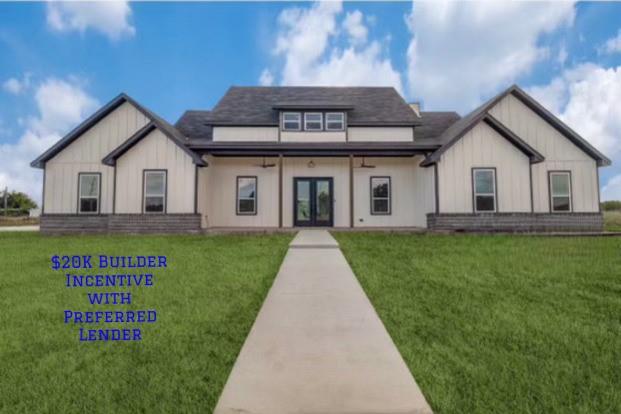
[
  {"x1": 77, "y1": 172, "x2": 101, "y2": 215},
  {"x1": 142, "y1": 169, "x2": 167, "y2": 214},
  {"x1": 236, "y1": 176, "x2": 258, "y2": 216},
  {"x1": 548, "y1": 170, "x2": 573, "y2": 213},
  {"x1": 472, "y1": 167, "x2": 497, "y2": 213},
  {"x1": 370, "y1": 176, "x2": 391, "y2": 215}
]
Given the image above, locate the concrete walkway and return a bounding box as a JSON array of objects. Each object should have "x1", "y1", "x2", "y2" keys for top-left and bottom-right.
[
  {"x1": 215, "y1": 230, "x2": 432, "y2": 414},
  {"x1": 0, "y1": 225, "x2": 39, "y2": 232}
]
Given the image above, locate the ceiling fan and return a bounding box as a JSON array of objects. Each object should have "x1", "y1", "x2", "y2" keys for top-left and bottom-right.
[
  {"x1": 355, "y1": 157, "x2": 376, "y2": 169},
  {"x1": 254, "y1": 157, "x2": 277, "y2": 168}
]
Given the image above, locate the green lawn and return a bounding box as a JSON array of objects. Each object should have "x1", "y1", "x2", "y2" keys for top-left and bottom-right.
[
  {"x1": 604, "y1": 210, "x2": 621, "y2": 232},
  {"x1": 0, "y1": 232, "x2": 292, "y2": 414},
  {"x1": 335, "y1": 233, "x2": 621, "y2": 414}
]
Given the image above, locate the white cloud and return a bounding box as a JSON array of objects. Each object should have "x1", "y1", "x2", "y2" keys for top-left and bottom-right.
[
  {"x1": 599, "y1": 29, "x2": 621, "y2": 55},
  {"x1": 0, "y1": 78, "x2": 99, "y2": 203},
  {"x1": 2, "y1": 73, "x2": 31, "y2": 95},
  {"x1": 343, "y1": 10, "x2": 368, "y2": 45},
  {"x1": 263, "y1": 1, "x2": 403, "y2": 93},
  {"x1": 602, "y1": 174, "x2": 621, "y2": 201},
  {"x1": 259, "y1": 69, "x2": 274, "y2": 86},
  {"x1": 406, "y1": 2, "x2": 575, "y2": 111},
  {"x1": 528, "y1": 63, "x2": 621, "y2": 158},
  {"x1": 46, "y1": 1, "x2": 135, "y2": 41},
  {"x1": 557, "y1": 44, "x2": 568, "y2": 66}
]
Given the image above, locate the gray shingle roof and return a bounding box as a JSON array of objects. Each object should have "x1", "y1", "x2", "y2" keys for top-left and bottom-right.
[
  {"x1": 415, "y1": 111, "x2": 461, "y2": 143},
  {"x1": 204, "y1": 86, "x2": 421, "y2": 126},
  {"x1": 175, "y1": 110, "x2": 213, "y2": 140}
]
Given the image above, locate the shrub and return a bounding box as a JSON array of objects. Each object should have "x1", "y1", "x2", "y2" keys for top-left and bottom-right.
[{"x1": 601, "y1": 200, "x2": 621, "y2": 211}]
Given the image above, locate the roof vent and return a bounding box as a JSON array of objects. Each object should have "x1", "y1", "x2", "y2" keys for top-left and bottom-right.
[{"x1": 409, "y1": 102, "x2": 421, "y2": 118}]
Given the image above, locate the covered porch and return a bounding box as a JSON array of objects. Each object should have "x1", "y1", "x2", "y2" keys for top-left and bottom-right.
[{"x1": 190, "y1": 142, "x2": 437, "y2": 230}]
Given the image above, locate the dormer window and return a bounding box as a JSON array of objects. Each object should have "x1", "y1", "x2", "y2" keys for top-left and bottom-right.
[
  {"x1": 282, "y1": 112, "x2": 301, "y2": 131},
  {"x1": 304, "y1": 113, "x2": 323, "y2": 131},
  {"x1": 281, "y1": 111, "x2": 346, "y2": 131},
  {"x1": 326, "y1": 113, "x2": 344, "y2": 131}
]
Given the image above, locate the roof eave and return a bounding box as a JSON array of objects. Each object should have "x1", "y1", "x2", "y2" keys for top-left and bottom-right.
[
  {"x1": 509, "y1": 86, "x2": 611, "y2": 167},
  {"x1": 31, "y1": 93, "x2": 129, "y2": 168},
  {"x1": 102, "y1": 122, "x2": 206, "y2": 167}
]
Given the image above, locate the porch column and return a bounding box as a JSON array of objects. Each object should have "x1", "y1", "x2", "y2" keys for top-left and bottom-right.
[
  {"x1": 279, "y1": 154, "x2": 283, "y2": 228},
  {"x1": 349, "y1": 155, "x2": 354, "y2": 228}
]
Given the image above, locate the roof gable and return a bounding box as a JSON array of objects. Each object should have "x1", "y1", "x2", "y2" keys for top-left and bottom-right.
[
  {"x1": 420, "y1": 113, "x2": 544, "y2": 167},
  {"x1": 31, "y1": 93, "x2": 198, "y2": 169},
  {"x1": 421, "y1": 85, "x2": 610, "y2": 167},
  {"x1": 102, "y1": 122, "x2": 206, "y2": 167}
]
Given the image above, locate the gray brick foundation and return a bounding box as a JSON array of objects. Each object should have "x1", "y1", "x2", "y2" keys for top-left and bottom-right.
[
  {"x1": 41, "y1": 214, "x2": 201, "y2": 234},
  {"x1": 427, "y1": 212, "x2": 604, "y2": 233}
]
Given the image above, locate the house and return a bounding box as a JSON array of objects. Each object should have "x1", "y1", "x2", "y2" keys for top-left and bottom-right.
[{"x1": 31, "y1": 85, "x2": 610, "y2": 233}]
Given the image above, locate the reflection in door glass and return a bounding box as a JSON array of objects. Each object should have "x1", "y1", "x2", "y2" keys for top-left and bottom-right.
[
  {"x1": 297, "y1": 180, "x2": 310, "y2": 221},
  {"x1": 316, "y1": 180, "x2": 330, "y2": 222}
]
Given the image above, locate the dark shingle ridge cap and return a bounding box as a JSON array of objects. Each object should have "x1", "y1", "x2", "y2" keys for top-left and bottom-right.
[
  {"x1": 101, "y1": 121, "x2": 206, "y2": 167},
  {"x1": 420, "y1": 84, "x2": 611, "y2": 167}
]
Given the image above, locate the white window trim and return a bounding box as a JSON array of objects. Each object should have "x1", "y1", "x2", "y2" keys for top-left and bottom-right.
[
  {"x1": 473, "y1": 168, "x2": 497, "y2": 213},
  {"x1": 304, "y1": 112, "x2": 323, "y2": 131},
  {"x1": 236, "y1": 176, "x2": 257, "y2": 215},
  {"x1": 143, "y1": 170, "x2": 167, "y2": 214},
  {"x1": 370, "y1": 176, "x2": 391, "y2": 215},
  {"x1": 325, "y1": 112, "x2": 345, "y2": 131},
  {"x1": 282, "y1": 112, "x2": 301, "y2": 131},
  {"x1": 549, "y1": 171, "x2": 572, "y2": 213},
  {"x1": 78, "y1": 173, "x2": 100, "y2": 215}
]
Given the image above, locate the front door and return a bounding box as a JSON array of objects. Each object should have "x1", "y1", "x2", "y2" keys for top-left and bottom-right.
[{"x1": 294, "y1": 177, "x2": 333, "y2": 227}]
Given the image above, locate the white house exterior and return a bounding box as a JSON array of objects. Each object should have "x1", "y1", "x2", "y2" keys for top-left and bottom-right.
[{"x1": 31, "y1": 85, "x2": 610, "y2": 233}]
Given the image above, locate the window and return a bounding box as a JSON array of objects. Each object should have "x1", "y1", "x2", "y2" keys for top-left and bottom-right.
[
  {"x1": 549, "y1": 171, "x2": 572, "y2": 212},
  {"x1": 304, "y1": 113, "x2": 323, "y2": 131},
  {"x1": 143, "y1": 170, "x2": 167, "y2": 213},
  {"x1": 472, "y1": 168, "x2": 496, "y2": 212},
  {"x1": 237, "y1": 176, "x2": 257, "y2": 215},
  {"x1": 282, "y1": 112, "x2": 301, "y2": 131},
  {"x1": 325, "y1": 112, "x2": 345, "y2": 130},
  {"x1": 370, "y1": 177, "x2": 391, "y2": 215},
  {"x1": 78, "y1": 173, "x2": 100, "y2": 214}
]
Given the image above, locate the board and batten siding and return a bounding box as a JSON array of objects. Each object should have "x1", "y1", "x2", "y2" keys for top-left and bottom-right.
[
  {"x1": 197, "y1": 156, "x2": 279, "y2": 228},
  {"x1": 280, "y1": 131, "x2": 346, "y2": 142},
  {"x1": 353, "y1": 156, "x2": 434, "y2": 227},
  {"x1": 348, "y1": 127, "x2": 413, "y2": 142},
  {"x1": 212, "y1": 126, "x2": 413, "y2": 143},
  {"x1": 438, "y1": 122, "x2": 532, "y2": 213},
  {"x1": 114, "y1": 129, "x2": 196, "y2": 214},
  {"x1": 212, "y1": 127, "x2": 278, "y2": 142},
  {"x1": 44, "y1": 102, "x2": 150, "y2": 214},
  {"x1": 489, "y1": 94, "x2": 599, "y2": 212}
]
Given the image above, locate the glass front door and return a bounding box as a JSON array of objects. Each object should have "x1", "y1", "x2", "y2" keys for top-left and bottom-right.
[{"x1": 294, "y1": 177, "x2": 333, "y2": 227}]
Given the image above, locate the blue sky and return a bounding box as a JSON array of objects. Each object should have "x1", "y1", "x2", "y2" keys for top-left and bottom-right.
[{"x1": 1, "y1": 1, "x2": 621, "y2": 201}]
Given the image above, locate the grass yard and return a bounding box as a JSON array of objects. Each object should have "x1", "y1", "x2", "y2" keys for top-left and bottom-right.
[
  {"x1": 604, "y1": 210, "x2": 621, "y2": 232},
  {"x1": 335, "y1": 233, "x2": 621, "y2": 414},
  {"x1": 0, "y1": 232, "x2": 292, "y2": 414}
]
